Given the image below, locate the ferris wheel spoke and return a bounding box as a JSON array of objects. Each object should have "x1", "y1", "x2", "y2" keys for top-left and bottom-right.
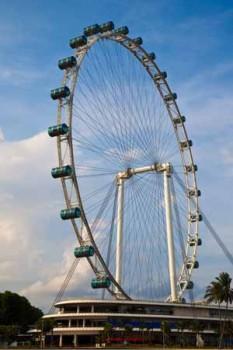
[
  {"x1": 78, "y1": 57, "x2": 131, "y2": 158},
  {"x1": 72, "y1": 104, "x2": 127, "y2": 164},
  {"x1": 131, "y1": 175, "x2": 162, "y2": 296},
  {"x1": 99, "y1": 40, "x2": 148, "y2": 157}
]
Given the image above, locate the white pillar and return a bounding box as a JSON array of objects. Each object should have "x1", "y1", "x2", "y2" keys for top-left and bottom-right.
[
  {"x1": 73, "y1": 334, "x2": 77, "y2": 347},
  {"x1": 59, "y1": 335, "x2": 63, "y2": 348},
  {"x1": 164, "y1": 170, "x2": 177, "y2": 302},
  {"x1": 68, "y1": 319, "x2": 71, "y2": 328},
  {"x1": 115, "y1": 178, "x2": 124, "y2": 288}
]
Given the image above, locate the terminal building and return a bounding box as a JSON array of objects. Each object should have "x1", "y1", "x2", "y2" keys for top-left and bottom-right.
[{"x1": 43, "y1": 298, "x2": 233, "y2": 347}]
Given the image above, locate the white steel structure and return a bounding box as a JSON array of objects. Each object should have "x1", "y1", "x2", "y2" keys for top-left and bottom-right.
[
  {"x1": 115, "y1": 163, "x2": 178, "y2": 301},
  {"x1": 49, "y1": 22, "x2": 202, "y2": 303}
]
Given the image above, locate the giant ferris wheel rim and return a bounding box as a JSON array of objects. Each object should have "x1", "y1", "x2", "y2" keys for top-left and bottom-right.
[{"x1": 53, "y1": 24, "x2": 200, "y2": 301}]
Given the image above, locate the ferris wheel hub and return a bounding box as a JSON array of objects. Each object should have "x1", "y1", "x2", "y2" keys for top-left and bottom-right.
[{"x1": 116, "y1": 163, "x2": 173, "y2": 183}]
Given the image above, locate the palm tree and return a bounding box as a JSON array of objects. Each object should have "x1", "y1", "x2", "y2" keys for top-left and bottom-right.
[{"x1": 204, "y1": 272, "x2": 233, "y2": 348}]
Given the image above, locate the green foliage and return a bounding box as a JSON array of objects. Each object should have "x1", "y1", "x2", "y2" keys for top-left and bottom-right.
[
  {"x1": 0, "y1": 291, "x2": 43, "y2": 327},
  {"x1": 204, "y1": 272, "x2": 233, "y2": 348},
  {"x1": 36, "y1": 318, "x2": 54, "y2": 332},
  {"x1": 102, "y1": 322, "x2": 113, "y2": 343},
  {"x1": 161, "y1": 320, "x2": 170, "y2": 346},
  {"x1": 188, "y1": 320, "x2": 205, "y2": 334},
  {"x1": 204, "y1": 272, "x2": 233, "y2": 305},
  {"x1": 0, "y1": 325, "x2": 19, "y2": 341}
]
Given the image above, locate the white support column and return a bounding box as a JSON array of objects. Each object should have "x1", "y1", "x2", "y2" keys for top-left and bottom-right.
[
  {"x1": 115, "y1": 177, "x2": 124, "y2": 288},
  {"x1": 73, "y1": 334, "x2": 77, "y2": 347},
  {"x1": 164, "y1": 169, "x2": 177, "y2": 302},
  {"x1": 59, "y1": 335, "x2": 63, "y2": 348}
]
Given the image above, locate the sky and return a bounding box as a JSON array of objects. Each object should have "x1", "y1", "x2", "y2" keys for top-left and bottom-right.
[{"x1": 0, "y1": 0, "x2": 233, "y2": 311}]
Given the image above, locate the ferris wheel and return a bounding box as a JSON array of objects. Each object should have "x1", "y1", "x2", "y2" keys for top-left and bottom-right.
[{"x1": 48, "y1": 22, "x2": 202, "y2": 302}]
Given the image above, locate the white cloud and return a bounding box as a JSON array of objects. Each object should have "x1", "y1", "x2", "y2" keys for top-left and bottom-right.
[{"x1": 0, "y1": 131, "x2": 104, "y2": 311}]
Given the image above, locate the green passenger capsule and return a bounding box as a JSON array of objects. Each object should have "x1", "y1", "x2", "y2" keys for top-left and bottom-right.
[
  {"x1": 180, "y1": 139, "x2": 193, "y2": 148},
  {"x1": 69, "y1": 35, "x2": 87, "y2": 49},
  {"x1": 91, "y1": 277, "x2": 111, "y2": 289},
  {"x1": 187, "y1": 281, "x2": 194, "y2": 289},
  {"x1": 74, "y1": 245, "x2": 94, "y2": 258},
  {"x1": 114, "y1": 26, "x2": 129, "y2": 35},
  {"x1": 185, "y1": 164, "x2": 198, "y2": 173},
  {"x1": 58, "y1": 56, "x2": 77, "y2": 70},
  {"x1": 154, "y1": 71, "x2": 167, "y2": 82},
  {"x1": 180, "y1": 281, "x2": 194, "y2": 289},
  {"x1": 50, "y1": 86, "x2": 70, "y2": 100},
  {"x1": 99, "y1": 21, "x2": 114, "y2": 33},
  {"x1": 84, "y1": 24, "x2": 100, "y2": 36},
  {"x1": 186, "y1": 261, "x2": 199, "y2": 269},
  {"x1": 189, "y1": 238, "x2": 202, "y2": 246},
  {"x1": 164, "y1": 92, "x2": 177, "y2": 102},
  {"x1": 142, "y1": 52, "x2": 156, "y2": 61},
  {"x1": 131, "y1": 37, "x2": 143, "y2": 46},
  {"x1": 60, "y1": 207, "x2": 81, "y2": 220},
  {"x1": 48, "y1": 123, "x2": 69, "y2": 137},
  {"x1": 51, "y1": 165, "x2": 73, "y2": 179}
]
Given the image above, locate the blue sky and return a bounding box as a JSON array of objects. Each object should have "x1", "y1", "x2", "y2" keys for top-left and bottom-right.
[{"x1": 0, "y1": 0, "x2": 233, "y2": 310}]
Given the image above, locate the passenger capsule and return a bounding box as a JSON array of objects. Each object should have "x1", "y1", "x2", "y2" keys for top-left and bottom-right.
[
  {"x1": 142, "y1": 52, "x2": 156, "y2": 62},
  {"x1": 180, "y1": 140, "x2": 192, "y2": 149},
  {"x1": 99, "y1": 21, "x2": 114, "y2": 33},
  {"x1": 186, "y1": 261, "x2": 199, "y2": 269},
  {"x1": 113, "y1": 26, "x2": 129, "y2": 35},
  {"x1": 154, "y1": 71, "x2": 167, "y2": 82},
  {"x1": 187, "y1": 188, "x2": 201, "y2": 197},
  {"x1": 50, "y1": 86, "x2": 70, "y2": 100},
  {"x1": 173, "y1": 116, "x2": 186, "y2": 125},
  {"x1": 84, "y1": 24, "x2": 100, "y2": 36},
  {"x1": 187, "y1": 281, "x2": 194, "y2": 289},
  {"x1": 180, "y1": 281, "x2": 194, "y2": 290},
  {"x1": 185, "y1": 164, "x2": 198, "y2": 173},
  {"x1": 58, "y1": 56, "x2": 77, "y2": 70},
  {"x1": 164, "y1": 92, "x2": 177, "y2": 102},
  {"x1": 130, "y1": 37, "x2": 143, "y2": 46},
  {"x1": 60, "y1": 207, "x2": 81, "y2": 220},
  {"x1": 189, "y1": 238, "x2": 202, "y2": 246},
  {"x1": 48, "y1": 123, "x2": 69, "y2": 137},
  {"x1": 74, "y1": 245, "x2": 94, "y2": 258},
  {"x1": 189, "y1": 213, "x2": 202, "y2": 222},
  {"x1": 51, "y1": 165, "x2": 73, "y2": 179},
  {"x1": 91, "y1": 277, "x2": 111, "y2": 289},
  {"x1": 69, "y1": 35, "x2": 87, "y2": 49}
]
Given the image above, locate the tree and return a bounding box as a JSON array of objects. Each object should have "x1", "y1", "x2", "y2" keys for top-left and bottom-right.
[
  {"x1": 0, "y1": 291, "x2": 43, "y2": 345},
  {"x1": 0, "y1": 325, "x2": 19, "y2": 344},
  {"x1": 0, "y1": 291, "x2": 43, "y2": 328},
  {"x1": 37, "y1": 318, "x2": 55, "y2": 348},
  {"x1": 204, "y1": 272, "x2": 233, "y2": 348},
  {"x1": 176, "y1": 320, "x2": 187, "y2": 347},
  {"x1": 102, "y1": 322, "x2": 113, "y2": 345},
  {"x1": 161, "y1": 321, "x2": 170, "y2": 347}
]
